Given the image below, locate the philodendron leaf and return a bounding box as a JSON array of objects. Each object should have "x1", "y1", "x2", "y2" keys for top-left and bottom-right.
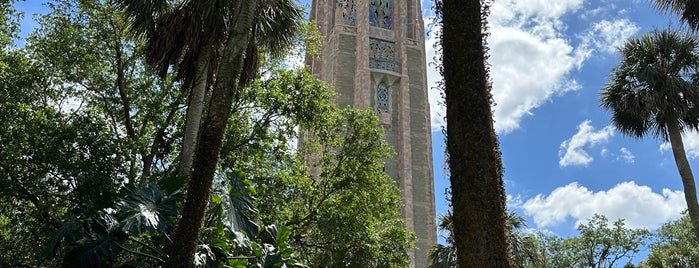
[
  {"x1": 60, "y1": 214, "x2": 124, "y2": 268},
  {"x1": 222, "y1": 170, "x2": 259, "y2": 238},
  {"x1": 115, "y1": 184, "x2": 182, "y2": 236}
]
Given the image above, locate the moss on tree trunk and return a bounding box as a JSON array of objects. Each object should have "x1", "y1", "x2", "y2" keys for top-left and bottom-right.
[{"x1": 441, "y1": 0, "x2": 514, "y2": 266}]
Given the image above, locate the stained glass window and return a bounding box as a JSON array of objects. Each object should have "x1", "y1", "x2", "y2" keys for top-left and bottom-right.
[
  {"x1": 377, "y1": 82, "x2": 389, "y2": 112},
  {"x1": 337, "y1": 0, "x2": 356, "y2": 26},
  {"x1": 369, "y1": 38, "x2": 396, "y2": 72},
  {"x1": 369, "y1": 0, "x2": 392, "y2": 29}
]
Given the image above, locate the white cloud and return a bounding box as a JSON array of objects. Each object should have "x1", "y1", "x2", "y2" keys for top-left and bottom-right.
[
  {"x1": 426, "y1": 0, "x2": 590, "y2": 133},
  {"x1": 580, "y1": 19, "x2": 639, "y2": 54},
  {"x1": 559, "y1": 120, "x2": 615, "y2": 167},
  {"x1": 660, "y1": 130, "x2": 699, "y2": 159},
  {"x1": 490, "y1": 0, "x2": 584, "y2": 21},
  {"x1": 425, "y1": 22, "x2": 445, "y2": 132},
  {"x1": 507, "y1": 194, "x2": 524, "y2": 210},
  {"x1": 523, "y1": 181, "x2": 686, "y2": 229},
  {"x1": 617, "y1": 147, "x2": 635, "y2": 163}
]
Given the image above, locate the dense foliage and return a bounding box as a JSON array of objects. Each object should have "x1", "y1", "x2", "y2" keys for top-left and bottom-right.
[
  {"x1": 642, "y1": 212, "x2": 699, "y2": 268},
  {"x1": 0, "y1": 1, "x2": 414, "y2": 267}
]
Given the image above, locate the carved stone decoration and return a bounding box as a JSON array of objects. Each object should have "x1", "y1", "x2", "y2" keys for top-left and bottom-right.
[
  {"x1": 336, "y1": 0, "x2": 356, "y2": 26},
  {"x1": 369, "y1": 38, "x2": 396, "y2": 72}
]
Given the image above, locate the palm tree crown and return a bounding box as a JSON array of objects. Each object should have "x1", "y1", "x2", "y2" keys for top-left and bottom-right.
[{"x1": 601, "y1": 29, "x2": 699, "y2": 141}]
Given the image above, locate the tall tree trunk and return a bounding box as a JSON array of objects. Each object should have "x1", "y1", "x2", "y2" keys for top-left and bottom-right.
[
  {"x1": 441, "y1": 0, "x2": 514, "y2": 267},
  {"x1": 165, "y1": 0, "x2": 258, "y2": 266},
  {"x1": 178, "y1": 46, "x2": 211, "y2": 178},
  {"x1": 667, "y1": 121, "x2": 699, "y2": 242}
]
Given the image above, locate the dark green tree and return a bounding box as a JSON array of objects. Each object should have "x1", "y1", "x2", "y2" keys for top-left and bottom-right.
[
  {"x1": 512, "y1": 215, "x2": 649, "y2": 268},
  {"x1": 568, "y1": 214, "x2": 651, "y2": 268},
  {"x1": 601, "y1": 29, "x2": 699, "y2": 242},
  {"x1": 642, "y1": 212, "x2": 699, "y2": 268}
]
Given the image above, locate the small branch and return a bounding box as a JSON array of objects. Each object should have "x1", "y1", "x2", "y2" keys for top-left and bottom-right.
[
  {"x1": 115, "y1": 241, "x2": 165, "y2": 263},
  {"x1": 227, "y1": 256, "x2": 256, "y2": 260},
  {"x1": 128, "y1": 236, "x2": 165, "y2": 257}
]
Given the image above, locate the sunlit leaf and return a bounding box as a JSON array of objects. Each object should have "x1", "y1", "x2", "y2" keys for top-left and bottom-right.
[{"x1": 115, "y1": 184, "x2": 181, "y2": 236}]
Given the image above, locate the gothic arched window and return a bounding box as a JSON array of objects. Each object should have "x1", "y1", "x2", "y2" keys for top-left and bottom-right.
[
  {"x1": 377, "y1": 82, "x2": 389, "y2": 112},
  {"x1": 369, "y1": 0, "x2": 392, "y2": 29}
]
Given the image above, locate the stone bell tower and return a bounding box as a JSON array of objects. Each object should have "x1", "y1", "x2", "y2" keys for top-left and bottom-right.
[{"x1": 307, "y1": 0, "x2": 436, "y2": 266}]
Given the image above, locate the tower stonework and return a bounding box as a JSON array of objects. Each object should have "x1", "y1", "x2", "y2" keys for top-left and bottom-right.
[{"x1": 307, "y1": 1, "x2": 436, "y2": 266}]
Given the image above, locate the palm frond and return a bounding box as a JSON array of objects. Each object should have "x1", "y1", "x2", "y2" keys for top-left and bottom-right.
[
  {"x1": 654, "y1": 0, "x2": 699, "y2": 31},
  {"x1": 254, "y1": 0, "x2": 304, "y2": 58},
  {"x1": 428, "y1": 244, "x2": 457, "y2": 268}
]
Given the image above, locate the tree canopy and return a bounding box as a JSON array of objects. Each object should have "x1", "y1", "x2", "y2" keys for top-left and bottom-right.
[{"x1": 0, "y1": 1, "x2": 414, "y2": 267}]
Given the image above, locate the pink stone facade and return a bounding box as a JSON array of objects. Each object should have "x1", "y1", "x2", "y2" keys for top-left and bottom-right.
[{"x1": 308, "y1": 1, "x2": 436, "y2": 267}]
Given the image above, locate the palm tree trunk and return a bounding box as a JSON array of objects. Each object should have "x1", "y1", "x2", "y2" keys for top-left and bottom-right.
[
  {"x1": 178, "y1": 46, "x2": 211, "y2": 178},
  {"x1": 441, "y1": 0, "x2": 514, "y2": 266},
  {"x1": 667, "y1": 121, "x2": 699, "y2": 241},
  {"x1": 165, "y1": 0, "x2": 258, "y2": 266}
]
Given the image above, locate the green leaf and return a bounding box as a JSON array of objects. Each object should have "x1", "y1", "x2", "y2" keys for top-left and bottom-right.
[
  {"x1": 60, "y1": 214, "x2": 124, "y2": 268},
  {"x1": 161, "y1": 174, "x2": 186, "y2": 194},
  {"x1": 39, "y1": 216, "x2": 81, "y2": 260},
  {"x1": 222, "y1": 170, "x2": 259, "y2": 238},
  {"x1": 115, "y1": 184, "x2": 182, "y2": 236}
]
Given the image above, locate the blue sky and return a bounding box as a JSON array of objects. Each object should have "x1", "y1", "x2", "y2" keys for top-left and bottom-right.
[
  {"x1": 14, "y1": 0, "x2": 699, "y2": 261},
  {"x1": 424, "y1": 0, "x2": 697, "y2": 246}
]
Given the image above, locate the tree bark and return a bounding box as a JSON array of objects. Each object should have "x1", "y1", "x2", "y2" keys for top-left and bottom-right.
[
  {"x1": 441, "y1": 0, "x2": 514, "y2": 267},
  {"x1": 178, "y1": 46, "x2": 211, "y2": 178},
  {"x1": 667, "y1": 121, "x2": 699, "y2": 242},
  {"x1": 165, "y1": 0, "x2": 258, "y2": 266}
]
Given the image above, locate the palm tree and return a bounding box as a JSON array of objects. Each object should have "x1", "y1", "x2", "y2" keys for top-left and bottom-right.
[
  {"x1": 654, "y1": 0, "x2": 699, "y2": 31},
  {"x1": 115, "y1": 0, "x2": 302, "y2": 266},
  {"x1": 436, "y1": 0, "x2": 514, "y2": 266},
  {"x1": 428, "y1": 213, "x2": 457, "y2": 268},
  {"x1": 114, "y1": 0, "x2": 302, "y2": 178},
  {"x1": 114, "y1": 0, "x2": 226, "y2": 178},
  {"x1": 601, "y1": 29, "x2": 699, "y2": 242}
]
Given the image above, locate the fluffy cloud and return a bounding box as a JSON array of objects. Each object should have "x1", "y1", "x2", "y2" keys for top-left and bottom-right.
[
  {"x1": 617, "y1": 147, "x2": 635, "y2": 163},
  {"x1": 426, "y1": 0, "x2": 590, "y2": 132},
  {"x1": 580, "y1": 19, "x2": 639, "y2": 54},
  {"x1": 660, "y1": 130, "x2": 699, "y2": 159},
  {"x1": 559, "y1": 120, "x2": 615, "y2": 167},
  {"x1": 523, "y1": 181, "x2": 686, "y2": 229}
]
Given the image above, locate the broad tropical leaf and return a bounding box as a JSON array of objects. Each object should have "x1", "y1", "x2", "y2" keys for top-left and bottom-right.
[
  {"x1": 255, "y1": 225, "x2": 307, "y2": 268},
  {"x1": 39, "y1": 216, "x2": 82, "y2": 260},
  {"x1": 42, "y1": 213, "x2": 125, "y2": 268},
  {"x1": 222, "y1": 170, "x2": 259, "y2": 238},
  {"x1": 115, "y1": 184, "x2": 182, "y2": 236}
]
